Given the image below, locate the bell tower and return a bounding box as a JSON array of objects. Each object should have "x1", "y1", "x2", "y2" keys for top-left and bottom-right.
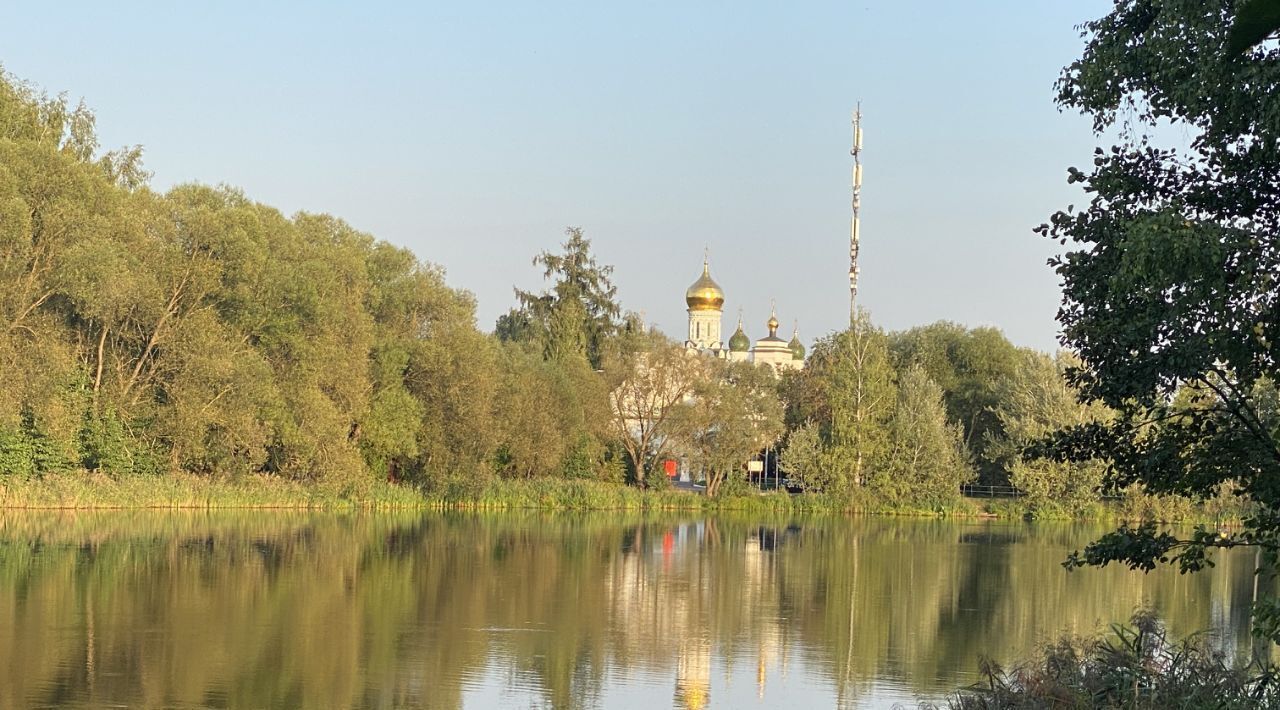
[{"x1": 685, "y1": 253, "x2": 725, "y2": 350}]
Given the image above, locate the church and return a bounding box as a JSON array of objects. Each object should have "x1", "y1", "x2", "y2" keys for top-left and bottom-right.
[{"x1": 683, "y1": 257, "x2": 804, "y2": 371}]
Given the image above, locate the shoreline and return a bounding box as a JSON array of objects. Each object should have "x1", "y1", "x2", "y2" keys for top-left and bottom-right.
[{"x1": 0, "y1": 474, "x2": 1245, "y2": 525}]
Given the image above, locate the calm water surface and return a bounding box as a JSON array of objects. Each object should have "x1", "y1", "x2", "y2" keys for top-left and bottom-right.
[{"x1": 0, "y1": 511, "x2": 1258, "y2": 709}]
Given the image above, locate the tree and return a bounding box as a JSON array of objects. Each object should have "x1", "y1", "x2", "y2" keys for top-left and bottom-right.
[
  {"x1": 779, "y1": 420, "x2": 825, "y2": 492},
  {"x1": 492, "y1": 342, "x2": 611, "y2": 479},
  {"x1": 673, "y1": 359, "x2": 784, "y2": 497},
  {"x1": 359, "y1": 241, "x2": 497, "y2": 486},
  {"x1": 0, "y1": 67, "x2": 520, "y2": 490},
  {"x1": 499, "y1": 227, "x2": 621, "y2": 368},
  {"x1": 602, "y1": 331, "x2": 703, "y2": 487},
  {"x1": 877, "y1": 366, "x2": 973, "y2": 505},
  {"x1": 802, "y1": 309, "x2": 897, "y2": 491},
  {"x1": 987, "y1": 352, "x2": 1111, "y2": 515},
  {"x1": 889, "y1": 322, "x2": 1022, "y2": 485},
  {"x1": 1039, "y1": 0, "x2": 1280, "y2": 641}
]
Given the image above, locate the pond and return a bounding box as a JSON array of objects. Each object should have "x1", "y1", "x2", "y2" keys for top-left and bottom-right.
[{"x1": 0, "y1": 511, "x2": 1258, "y2": 708}]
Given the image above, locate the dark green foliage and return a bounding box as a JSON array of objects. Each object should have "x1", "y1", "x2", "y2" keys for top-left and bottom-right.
[
  {"x1": 1228, "y1": 0, "x2": 1280, "y2": 54},
  {"x1": 1041, "y1": 0, "x2": 1280, "y2": 642},
  {"x1": 499, "y1": 227, "x2": 622, "y2": 369},
  {"x1": 0, "y1": 422, "x2": 36, "y2": 478},
  {"x1": 79, "y1": 409, "x2": 136, "y2": 476},
  {"x1": 24, "y1": 409, "x2": 75, "y2": 476},
  {"x1": 559, "y1": 435, "x2": 613, "y2": 480},
  {"x1": 0, "y1": 408, "x2": 78, "y2": 478}
]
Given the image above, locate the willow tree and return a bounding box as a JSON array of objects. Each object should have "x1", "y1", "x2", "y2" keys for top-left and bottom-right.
[
  {"x1": 889, "y1": 322, "x2": 1023, "y2": 485},
  {"x1": 0, "y1": 68, "x2": 505, "y2": 488},
  {"x1": 0, "y1": 74, "x2": 166, "y2": 476},
  {"x1": 492, "y1": 341, "x2": 611, "y2": 479},
  {"x1": 876, "y1": 366, "x2": 973, "y2": 505}
]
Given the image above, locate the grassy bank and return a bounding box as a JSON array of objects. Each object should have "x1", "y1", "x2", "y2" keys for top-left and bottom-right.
[
  {"x1": 0, "y1": 472, "x2": 423, "y2": 510},
  {"x1": 0, "y1": 473, "x2": 834, "y2": 512},
  {"x1": 0, "y1": 473, "x2": 1250, "y2": 524}
]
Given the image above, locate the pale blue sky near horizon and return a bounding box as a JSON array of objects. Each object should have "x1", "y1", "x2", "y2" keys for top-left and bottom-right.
[{"x1": 1, "y1": 1, "x2": 1114, "y2": 352}]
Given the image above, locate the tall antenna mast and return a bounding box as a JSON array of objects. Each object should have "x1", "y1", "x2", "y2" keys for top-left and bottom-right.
[{"x1": 849, "y1": 103, "x2": 863, "y2": 326}]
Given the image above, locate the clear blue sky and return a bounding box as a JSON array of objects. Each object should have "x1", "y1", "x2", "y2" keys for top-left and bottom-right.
[{"x1": 1, "y1": 1, "x2": 1112, "y2": 351}]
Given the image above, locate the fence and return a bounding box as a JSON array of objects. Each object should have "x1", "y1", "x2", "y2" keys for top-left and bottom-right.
[
  {"x1": 960, "y1": 483, "x2": 1123, "y2": 501},
  {"x1": 960, "y1": 484, "x2": 1024, "y2": 499}
]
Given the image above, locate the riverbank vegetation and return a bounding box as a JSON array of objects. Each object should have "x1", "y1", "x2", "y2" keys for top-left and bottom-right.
[
  {"x1": 0, "y1": 461, "x2": 1249, "y2": 529},
  {"x1": 944, "y1": 611, "x2": 1279, "y2": 709},
  {"x1": 0, "y1": 66, "x2": 1255, "y2": 526}
]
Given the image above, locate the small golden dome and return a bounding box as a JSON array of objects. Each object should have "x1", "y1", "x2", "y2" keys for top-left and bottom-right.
[{"x1": 685, "y1": 261, "x2": 725, "y2": 312}]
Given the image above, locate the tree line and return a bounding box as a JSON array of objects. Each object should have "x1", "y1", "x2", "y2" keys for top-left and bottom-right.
[{"x1": 0, "y1": 68, "x2": 1121, "y2": 510}]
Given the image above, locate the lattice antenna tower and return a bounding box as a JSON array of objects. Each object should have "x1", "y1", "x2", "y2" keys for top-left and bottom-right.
[{"x1": 849, "y1": 103, "x2": 864, "y2": 326}]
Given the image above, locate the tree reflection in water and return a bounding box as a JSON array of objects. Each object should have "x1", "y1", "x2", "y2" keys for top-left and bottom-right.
[{"x1": 0, "y1": 511, "x2": 1256, "y2": 709}]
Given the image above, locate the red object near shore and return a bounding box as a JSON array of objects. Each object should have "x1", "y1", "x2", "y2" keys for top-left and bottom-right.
[{"x1": 663, "y1": 459, "x2": 677, "y2": 477}]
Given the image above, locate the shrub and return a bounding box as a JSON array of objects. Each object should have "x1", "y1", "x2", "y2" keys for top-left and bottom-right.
[{"x1": 945, "y1": 611, "x2": 1280, "y2": 709}]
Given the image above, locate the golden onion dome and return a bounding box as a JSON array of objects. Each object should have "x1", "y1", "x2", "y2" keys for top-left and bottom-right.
[
  {"x1": 685, "y1": 261, "x2": 725, "y2": 312},
  {"x1": 766, "y1": 313, "x2": 780, "y2": 336}
]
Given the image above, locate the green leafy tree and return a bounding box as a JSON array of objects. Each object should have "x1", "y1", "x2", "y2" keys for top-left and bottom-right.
[
  {"x1": 0, "y1": 79, "x2": 113, "y2": 411},
  {"x1": 359, "y1": 242, "x2": 441, "y2": 479},
  {"x1": 0, "y1": 70, "x2": 99, "y2": 160},
  {"x1": 493, "y1": 342, "x2": 611, "y2": 479},
  {"x1": 889, "y1": 322, "x2": 1022, "y2": 485},
  {"x1": 780, "y1": 420, "x2": 825, "y2": 492},
  {"x1": 379, "y1": 268, "x2": 500, "y2": 489},
  {"x1": 352, "y1": 240, "x2": 504, "y2": 488},
  {"x1": 0, "y1": 68, "x2": 515, "y2": 491},
  {"x1": 0, "y1": 72, "x2": 158, "y2": 476},
  {"x1": 804, "y1": 310, "x2": 897, "y2": 490},
  {"x1": 876, "y1": 366, "x2": 973, "y2": 505},
  {"x1": 1037, "y1": 0, "x2": 1280, "y2": 642},
  {"x1": 987, "y1": 351, "x2": 1112, "y2": 515},
  {"x1": 672, "y1": 359, "x2": 784, "y2": 497}
]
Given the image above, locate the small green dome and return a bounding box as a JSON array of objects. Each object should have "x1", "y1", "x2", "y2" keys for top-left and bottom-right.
[
  {"x1": 788, "y1": 333, "x2": 805, "y2": 360},
  {"x1": 729, "y1": 325, "x2": 751, "y2": 352}
]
